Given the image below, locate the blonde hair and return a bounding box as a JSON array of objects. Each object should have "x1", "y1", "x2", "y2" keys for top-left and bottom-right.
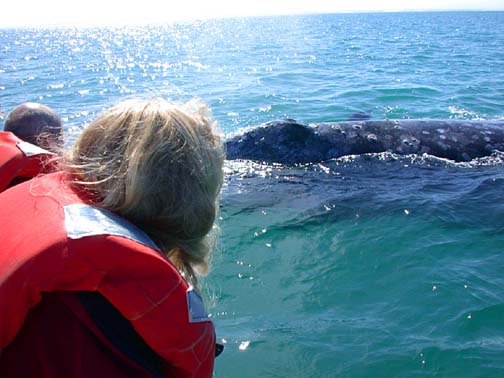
[{"x1": 65, "y1": 98, "x2": 225, "y2": 286}]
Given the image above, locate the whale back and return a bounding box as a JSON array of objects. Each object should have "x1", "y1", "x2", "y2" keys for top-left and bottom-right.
[
  {"x1": 225, "y1": 119, "x2": 330, "y2": 163},
  {"x1": 225, "y1": 119, "x2": 504, "y2": 163}
]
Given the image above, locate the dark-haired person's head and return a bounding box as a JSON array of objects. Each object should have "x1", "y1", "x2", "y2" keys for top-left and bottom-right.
[{"x1": 4, "y1": 103, "x2": 63, "y2": 152}]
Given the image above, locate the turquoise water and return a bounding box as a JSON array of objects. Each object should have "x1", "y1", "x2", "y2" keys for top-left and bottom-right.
[{"x1": 1, "y1": 11, "x2": 504, "y2": 377}]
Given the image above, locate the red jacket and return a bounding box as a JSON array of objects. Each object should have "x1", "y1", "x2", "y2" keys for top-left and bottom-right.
[
  {"x1": 0, "y1": 172, "x2": 216, "y2": 377},
  {"x1": 0, "y1": 131, "x2": 55, "y2": 191}
]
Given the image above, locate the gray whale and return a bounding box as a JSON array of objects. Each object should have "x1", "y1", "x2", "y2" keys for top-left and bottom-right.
[{"x1": 225, "y1": 119, "x2": 504, "y2": 163}]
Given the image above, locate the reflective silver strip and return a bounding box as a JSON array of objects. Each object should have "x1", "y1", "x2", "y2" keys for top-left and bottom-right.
[
  {"x1": 64, "y1": 204, "x2": 160, "y2": 251},
  {"x1": 16, "y1": 141, "x2": 54, "y2": 157},
  {"x1": 186, "y1": 286, "x2": 210, "y2": 323}
]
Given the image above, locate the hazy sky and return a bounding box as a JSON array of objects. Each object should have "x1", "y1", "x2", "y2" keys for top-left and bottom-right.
[{"x1": 2, "y1": 0, "x2": 504, "y2": 27}]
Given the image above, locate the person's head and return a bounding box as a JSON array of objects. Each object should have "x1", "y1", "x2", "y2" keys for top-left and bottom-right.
[
  {"x1": 66, "y1": 98, "x2": 225, "y2": 285},
  {"x1": 4, "y1": 102, "x2": 63, "y2": 152}
]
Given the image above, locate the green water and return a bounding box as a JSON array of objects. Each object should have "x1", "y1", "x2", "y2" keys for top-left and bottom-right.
[{"x1": 210, "y1": 157, "x2": 504, "y2": 377}]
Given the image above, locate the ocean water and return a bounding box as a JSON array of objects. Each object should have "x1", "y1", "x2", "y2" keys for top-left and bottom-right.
[{"x1": 1, "y1": 11, "x2": 504, "y2": 378}]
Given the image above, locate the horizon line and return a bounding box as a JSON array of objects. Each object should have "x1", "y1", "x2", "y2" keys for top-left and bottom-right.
[{"x1": 1, "y1": 8, "x2": 503, "y2": 29}]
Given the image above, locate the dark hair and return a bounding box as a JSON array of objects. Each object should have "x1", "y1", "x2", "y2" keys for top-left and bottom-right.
[{"x1": 4, "y1": 103, "x2": 63, "y2": 150}]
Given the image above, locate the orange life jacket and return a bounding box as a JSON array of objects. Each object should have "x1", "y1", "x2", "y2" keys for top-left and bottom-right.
[
  {"x1": 0, "y1": 131, "x2": 55, "y2": 191},
  {"x1": 0, "y1": 172, "x2": 216, "y2": 377}
]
